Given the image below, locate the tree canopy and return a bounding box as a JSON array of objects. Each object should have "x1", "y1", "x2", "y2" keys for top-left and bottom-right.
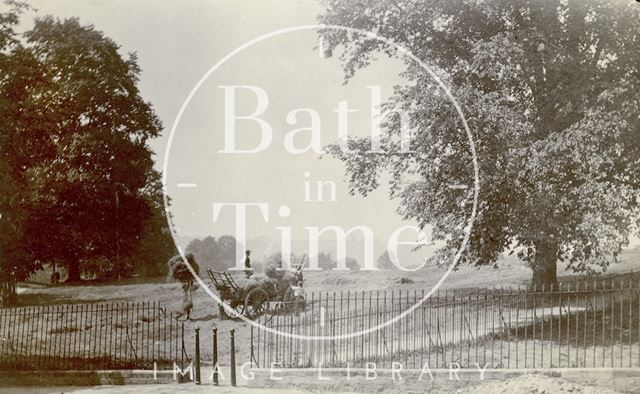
[
  {"x1": 0, "y1": 4, "x2": 167, "y2": 284},
  {"x1": 319, "y1": 0, "x2": 640, "y2": 288}
]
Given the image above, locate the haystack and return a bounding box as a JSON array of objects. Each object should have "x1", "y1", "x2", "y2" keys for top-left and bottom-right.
[{"x1": 167, "y1": 253, "x2": 200, "y2": 284}]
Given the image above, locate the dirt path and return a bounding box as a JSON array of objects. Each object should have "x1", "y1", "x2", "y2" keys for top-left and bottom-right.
[
  {"x1": 0, "y1": 373, "x2": 625, "y2": 394},
  {"x1": 0, "y1": 387, "x2": 314, "y2": 394},
  {"x1": 468, "y1": 373, "x2": 622, "y2": 393}
]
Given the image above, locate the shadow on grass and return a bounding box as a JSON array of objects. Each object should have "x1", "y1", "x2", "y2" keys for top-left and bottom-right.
[
  {"x1": 0, "y1": 354, "x2": 174, "y2": 371},
  {"x1": 190, "y1": 313, "x2": 216, "y2": 322},
  {"x1": 502, "y1": 295, "x2": 640, "y2": 346},
  {"x1": 14, "y1": 292, "x2": 125, "y2": 307}
]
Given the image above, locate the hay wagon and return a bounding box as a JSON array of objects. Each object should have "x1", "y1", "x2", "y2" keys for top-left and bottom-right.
[{"x1": 207, "y1": 258, "x2": 305, "y2": 320}]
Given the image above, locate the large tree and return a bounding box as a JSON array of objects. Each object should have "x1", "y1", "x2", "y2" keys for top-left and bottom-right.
[
  {"x1": 128, "y1": 171, "x2": 177, "y2": 280},
  {"x1": 319, "y1": 0, "x2": 640, "y2": 289},
  {"x1": 0, "y1": 1, "x2": 41, "y2": 287},
  {"x1": 0, "y1": 5, "x2": 162, "y2": 283}
]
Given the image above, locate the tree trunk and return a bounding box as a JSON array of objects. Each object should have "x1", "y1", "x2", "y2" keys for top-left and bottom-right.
[
  {"x1": 530, "y1": 239, "x2": 559, "y2": 291},
  {"x1": 1, "y1": 279, "x2": 17, "y2": 306},
  {"x1": 66, "y1": 260, "x2": 81, "y2": 283}
]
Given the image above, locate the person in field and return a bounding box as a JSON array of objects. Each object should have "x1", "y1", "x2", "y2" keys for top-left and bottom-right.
[
  {"x1": 179, "y1": 281, "x2": 194, "y2": 320},
  {"x1": 168, "y1": 253, "x2": 200, "y2": 321}
]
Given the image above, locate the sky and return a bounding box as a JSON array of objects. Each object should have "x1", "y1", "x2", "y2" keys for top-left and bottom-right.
[
  {"x1": 9, "y1": 0, "x2": 638, "y2": 266},
  {"x1": 13, "y1": 0, "x2": 449, "y2": 264}
]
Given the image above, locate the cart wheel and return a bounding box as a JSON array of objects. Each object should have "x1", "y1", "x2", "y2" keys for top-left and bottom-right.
[{"x1": 244, "y1": 288, "x2": 270, "y2": 319}]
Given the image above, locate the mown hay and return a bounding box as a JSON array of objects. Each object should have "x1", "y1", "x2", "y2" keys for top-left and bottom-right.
[{"x1": 167, "y1": 253, "x2": 200, "y2": 284}]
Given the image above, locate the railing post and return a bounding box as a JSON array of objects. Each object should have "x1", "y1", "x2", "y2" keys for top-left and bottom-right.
[
  {"x1": 230, "y1": 329, "x2": 237, "y2": 387},
  {"x1": 213, "y1": 327, "x2": 219, "y2": 385},
  {"x1": 250, "y1": 325, "x2": 255, "y2": 366},
  {"x1": 180, "y1": 321, "x2": 185, "y2": 370},
  {"x1": 194, "y1": 327, "x2": 201, "y2": 384}
]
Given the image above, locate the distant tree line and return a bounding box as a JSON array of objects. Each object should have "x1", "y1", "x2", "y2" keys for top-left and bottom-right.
[
  {"x1": 185, "y1": 235, "x2": 238, "y2": 272},
  {"x1": 185, "y1": 235, "x2": 361, "y2": 273}
]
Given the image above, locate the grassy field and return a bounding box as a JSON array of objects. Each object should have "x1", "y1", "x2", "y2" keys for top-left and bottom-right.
[
  {"x1": 6, "y1": 247, "x2": 640, "y2": 369},
  {"x1": 19, "y1": 244, "x2": 640, "y2": 305}
]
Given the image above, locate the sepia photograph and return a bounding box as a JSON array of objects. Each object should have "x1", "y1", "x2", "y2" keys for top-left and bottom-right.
[{"x1": 0, "y1": 0, "x2": 639, "y2": 393}]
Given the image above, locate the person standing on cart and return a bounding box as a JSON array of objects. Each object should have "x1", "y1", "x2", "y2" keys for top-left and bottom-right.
[{"x1": 244, "y1": 250, "x2": 253, "y2": 278}]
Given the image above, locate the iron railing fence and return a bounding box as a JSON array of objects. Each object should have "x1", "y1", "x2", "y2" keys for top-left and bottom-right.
[
  {"x1": 0, "y1": 302, "x2": 186, "y2": 370},
  {"x1": 252, "y1": 280, "x2": 640, "y2": 369}
]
